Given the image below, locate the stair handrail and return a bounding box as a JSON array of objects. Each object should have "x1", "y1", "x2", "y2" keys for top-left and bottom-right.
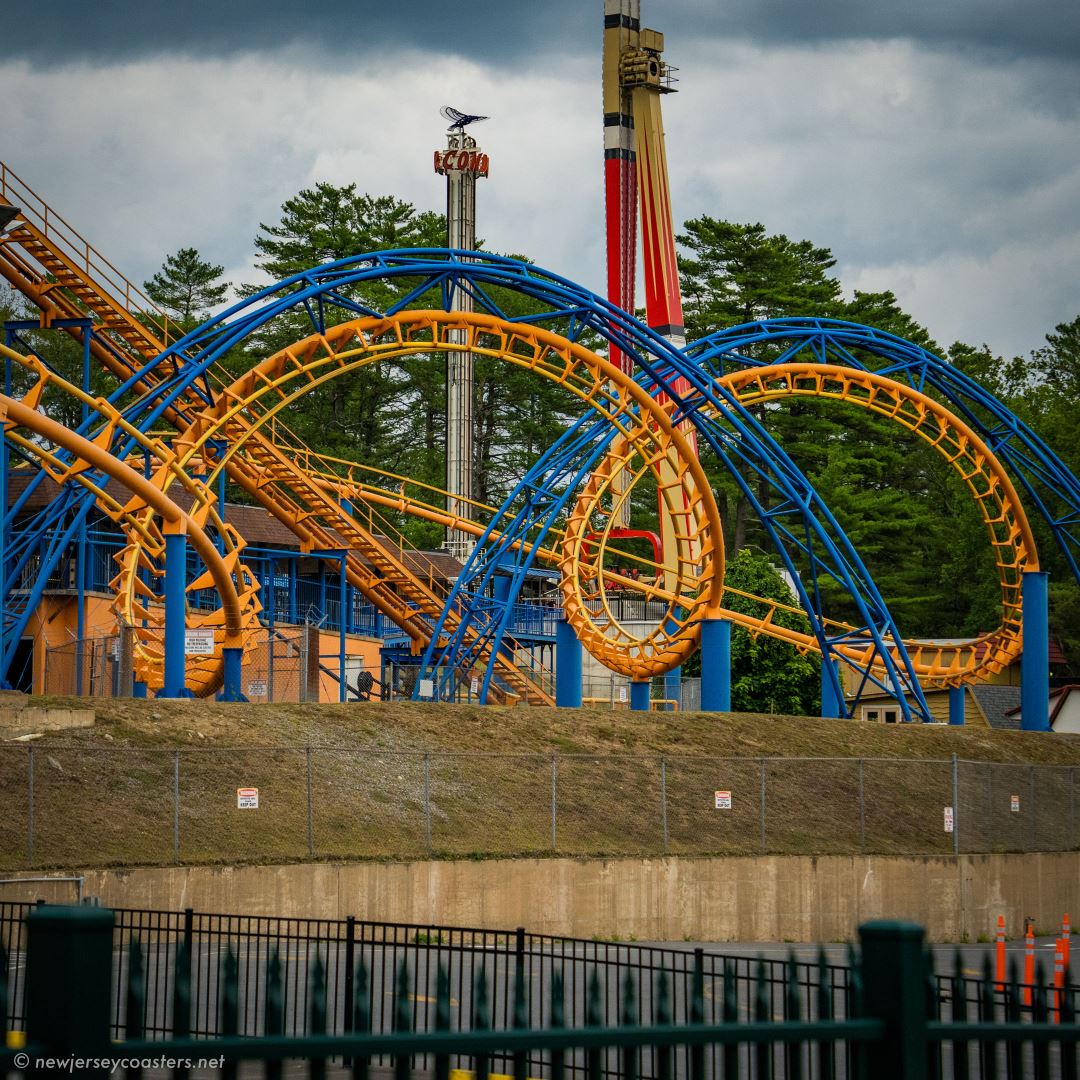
[{"x1": 0, "y1": 160, "x2": 177, "y2": 345}]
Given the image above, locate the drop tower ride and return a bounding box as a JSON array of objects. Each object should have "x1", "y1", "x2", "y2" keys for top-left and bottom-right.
[
  {"x1": 603, "y1": 1, "x2": 695, "y2": 565},
  {"x1": 434, "y1": 119, "x2": 490, "y2": 559}
]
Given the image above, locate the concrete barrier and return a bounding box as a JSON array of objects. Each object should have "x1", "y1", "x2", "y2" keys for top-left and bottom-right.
[
  {"x1": 2, "y1": 853, "x2": 1076, "y2": 942},
  {"x1": 0, "y1": 704, "x2": 95, "y2": 737}
]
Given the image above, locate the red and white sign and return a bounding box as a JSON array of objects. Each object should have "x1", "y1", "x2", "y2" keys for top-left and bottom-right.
[
  {"x1": 715, "y1": 790, "x2": 732, "y2": 810},
  {"x1": 237, "y1": 787, "x2": 259, "y2": 810},
  {"x1": 944, "y1": 806, "x2": 954, "y2": 833},
  {"x1": 434, "y1": 149, "x2": 490, "y2": 177}
]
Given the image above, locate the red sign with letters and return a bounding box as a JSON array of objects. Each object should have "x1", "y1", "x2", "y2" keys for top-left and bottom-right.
[{"x1": 434, "y1": 149, "x2": 490, "y2": 177}]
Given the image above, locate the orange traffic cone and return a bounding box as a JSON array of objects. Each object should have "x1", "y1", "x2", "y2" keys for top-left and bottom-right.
[
  {"x1": 1024, "y1": 923, "x2": 1035, "y2": 1007},
  {"x1": 1054, "y1": 938, "x2": 1066, "y2": 1023},
  {"x1": 995, "y1": 915, "x2": 1006, "y2": 991}
]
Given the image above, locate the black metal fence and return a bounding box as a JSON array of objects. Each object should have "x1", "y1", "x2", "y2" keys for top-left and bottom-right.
[
  {"x1": 0, "y1": 903, "x2": 854, "y2": 1051},
  {"x1": 2, "y1": 904, "x2": 1079, "y2": 1078}
]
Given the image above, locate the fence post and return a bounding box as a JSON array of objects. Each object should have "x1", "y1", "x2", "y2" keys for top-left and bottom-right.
[
  {"x1": 515, "y1": 925, "x2": 526, "y2": 985},
  {"x1": 25, "y1": 905, "x2": 115, "y2": 1075},
  {"x1": 343, "y1": 914, "x2": 356, "y2": 1035},
  {"x1": 759, "y1": 758, "x2": 767, "y2": 851},
  {"x1": 858, "y1": 758, "x2": 865, "y2": 853},
  {"x1": 660, "y1": 757, "x2": 669, "y2": 852},
  {"x1": 550, "y1": 754, "x2": 557, "y2": 852},
  {"x1": 859, "y1": 920, "x2": 930, "y2": 1080},
  {"x1": 307, "y1": 746, "x2": 315, "y2": 857},
  {"x1": 267, "y1": 626, "x2": 275, "y2": 704},
  {"x1": 1072, "y1": 768, "x2": 1077, "y2": 851},
  {"x1": 27, "y1": 745, "x2": 34, "y2": 865},
  {"x1": 173, "y1": 750, "x2": 181, "y2": 861},
  {"x1": 1030, "y1": 765, "x2": 1037, "y2": 851},
  {"x1": 299, "y1": 629, "x2": 309, "y2": 704},
  {"x1": 423, "y1": 753, "x2": 432, "y2": 852},
  {"x1": 951, "y1": 754, "x2": 960, "y2": 856}
]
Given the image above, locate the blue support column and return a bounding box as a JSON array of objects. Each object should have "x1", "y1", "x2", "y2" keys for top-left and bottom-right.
[
  {"x1": 288, "y1": 557, "x2": 298, "y2": 625},
  {"x1": 133, "y1": 680, "x2": 147, "y2": 699},
  {"x1": 664, "y1": 665, "x2": 682, "y2": 712},
  {"x1": 1021, "y1": 570, "x2": 1051, "y2": 732},
  {"x1": 700, "y1": 617, "x2": 731, "y2": 712},
  {"x1": 821, "y1": 655, "x2": 845, "y2": 718},
  {"x1": 160, "y1": 532, "x2": 188, "y2": 698},
  {"x1": 493, "y1": 574, "x2": 512, "y2": 607},
  {"x1": 492, "y1": 573, "x2": 514, "y2": 661},
  {"x1": 948, "y1": 686, "x2": 966, "y2": 726},
  {"x1": 220, "y1": 648, "x2": 244, "y2": 701},
  {"x1": 555, "y1": 618, "x2": 582, "y2": 709},
  {"x1": 75, "y1": 324, "x2": 90, "y2": 693},
  {"x1": 0, "y1": 335, "x2": 9, "y2": 687},
  {"x1": 339, "y1": 554, "x2": 347, "y2": 703},
  {"x1": 630, "y1": 680, "x2": 651, "y2": 712}
]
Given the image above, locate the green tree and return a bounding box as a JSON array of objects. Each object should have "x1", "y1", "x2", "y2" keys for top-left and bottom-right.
[
  {"x1": 675, "y1": 220, "x2": 1004, "y2": 640},
  {"x1": 253, "y1": 183, "x2": 445, "y2": 279},
  {"x1": 676, "y1": 218, "x2": 843, "y2": 555},
  {"x1": 239, "y1": 184, "x2": 449, "y2": 515},
  {"x1": 694, "y1": 548, "x2": 819, "y2": 714},
  {"x1": 678, "y1": 218, "x2": 842, "y2": 336},
  {"x1": 143, "y1": 248, "x2": 229, "y2": 326}
]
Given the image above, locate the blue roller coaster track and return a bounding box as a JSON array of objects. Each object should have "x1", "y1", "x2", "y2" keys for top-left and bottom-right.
[{"x1": 4, "y1": 254, "x2": 1077, "y2": 720}]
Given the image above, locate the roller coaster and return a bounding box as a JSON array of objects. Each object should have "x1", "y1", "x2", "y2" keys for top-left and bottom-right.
[{"x1": 0, "y1": 5, "x2": 1073, "y2": 726}]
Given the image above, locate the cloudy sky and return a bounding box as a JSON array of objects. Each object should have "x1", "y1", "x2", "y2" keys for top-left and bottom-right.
[{"x1": 4, "y1": 0, "x2": 1079, "y2": 358}]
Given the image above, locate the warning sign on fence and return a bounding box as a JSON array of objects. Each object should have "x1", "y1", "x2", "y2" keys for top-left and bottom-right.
[
  {"x1": 1011, "y1": 794, "x2": 1021, "y2": 813},
  {"x1": 247, "y1": 681, "x2": 267, "y2": 698},
  {"x1": 237, "y1": 787, "x2": 259, "y2": 810},
  {"x1": 184, "y1": 628, "x2": 215, "y2": 655},
  {"x1": 714, "y1": 790, "x2": 732, "y2": 810},
  {"x1": 944, "y1": 806, "x2": 954, "y2": 833}
]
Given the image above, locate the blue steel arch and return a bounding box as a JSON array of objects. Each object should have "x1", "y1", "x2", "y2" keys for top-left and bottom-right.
[
  {"x1": 2, "y1": 252, "x2": 956, "y2": 719},
  {"x1": 682, "y1": 318, "x2": 1080, "y2": 587}
]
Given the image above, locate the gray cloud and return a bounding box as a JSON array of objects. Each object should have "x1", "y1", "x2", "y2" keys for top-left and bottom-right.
[
  {"x1": 3, "y1": 6, "x2": 1079, "y2": 361},
  {"x1": 8, "y1": 0, "x2": 1080, "y2": 67},
  {"x1": 673, "y1": 0, "x2": 1080, "y2": 64}
]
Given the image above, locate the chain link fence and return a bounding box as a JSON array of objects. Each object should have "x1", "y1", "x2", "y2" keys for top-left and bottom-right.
[
  {"x1": 43, "y1": 632, "x2": 707, "y2": 708},
  {"x1": 0, "y1": 749, "x2": 1077, "y2": 870},
  {"x1": 44, "y1": 626, "x2": 319, "y2": 702}
]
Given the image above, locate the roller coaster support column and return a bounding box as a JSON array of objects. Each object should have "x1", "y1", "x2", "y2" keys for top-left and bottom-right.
[
  {"x1": 220, "y1": 648, "x2": 243, "y2": 702},
  {"x1": 340, "y1": 553, "x2": 348, "y2": 703},
  {"x1": 631, "y1": 680, "x2": 651, "y2": 712},
  {"x1": 493, "y1": 571, "x2": 514, "y2": 662},
  {"x1": 821, "y1": 657, "x2": 845, "y2": 719},
  {"x1": 699, "y1": 617, "x2": 731, "y2": 712},
  {"x1": 949, "y1": 686, "x2": 966, "y2": 726},
  {"x1": 1021, "y1": 570, "x2": 1051, "y2": 732},
  {"x1": 664, "y1": 666, "x2": 681, "y2": 711},
  {"x1": 555, "y1": 619, "x2": 583, "y2": 709},
  {"x1": 160, "y1": 530, "x2": 189, "y2": 699}
]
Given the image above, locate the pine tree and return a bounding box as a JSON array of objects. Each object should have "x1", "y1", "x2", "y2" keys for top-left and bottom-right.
[{"x1": 143, "y1": 248, "x2": 229, "y2": 326}]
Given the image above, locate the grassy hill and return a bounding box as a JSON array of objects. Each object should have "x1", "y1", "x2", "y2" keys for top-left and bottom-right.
[{"x1": 3, "y1": 697, "x2": 1080, "y2": 870}]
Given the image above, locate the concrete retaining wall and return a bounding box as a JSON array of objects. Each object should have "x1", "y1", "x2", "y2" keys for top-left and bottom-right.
[{"x1": 3, "y1": 853, "x2": 1077, "y2": 942}]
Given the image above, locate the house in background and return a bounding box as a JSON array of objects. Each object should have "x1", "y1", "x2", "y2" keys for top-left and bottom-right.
[{"x1": 840, "y1": 639, "x2": 1073, "y2": 726}]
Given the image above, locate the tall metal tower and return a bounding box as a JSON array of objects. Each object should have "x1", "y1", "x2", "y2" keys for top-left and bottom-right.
[
  {"x1": 603, "y1": 1, "x2": 683, "y2": 356},
  {"x1": 434, "y1": 122, "x2": 490, "y2": 559},
  {"x1": 602, "y1": 2, "x2": 695, "y2": 573}
]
